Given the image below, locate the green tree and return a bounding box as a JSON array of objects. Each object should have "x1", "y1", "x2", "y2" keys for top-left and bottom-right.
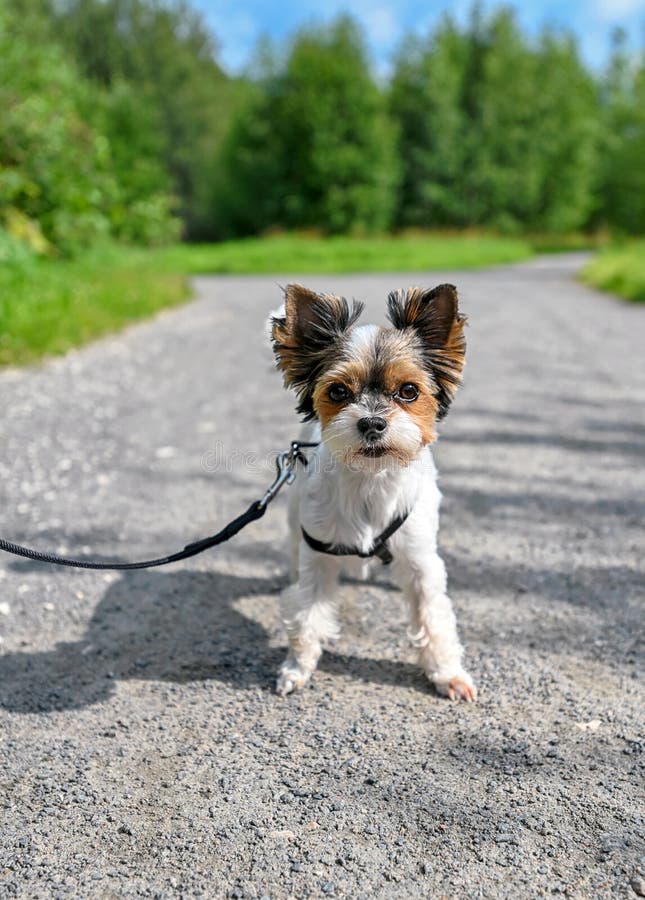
[
  {"x1": 389, "y1": 20, "x2": 468, "y2": 227},
  {"x1": 44, "y1": 0, "x2": 243, "y2": 239},
  {"x1": 390, "y1": 6, "x2": 599, "y2": 232},
  {"x1": 529, "y1": 30, "x2": 599, "y2": 231},
  {"x1": 219, "y1": 16, "x2": 400, "y2": 235},
  {"x1": 0, "y1": 6, "x2": 178, "y2": 255},
  {"x1": 597, "y1": 29, "x2": 645, "y2": 233}
]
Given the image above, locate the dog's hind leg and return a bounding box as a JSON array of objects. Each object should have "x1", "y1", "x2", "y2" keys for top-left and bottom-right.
[{"x1": 277, "y1": 547, "x2": 340, "y2": 695}]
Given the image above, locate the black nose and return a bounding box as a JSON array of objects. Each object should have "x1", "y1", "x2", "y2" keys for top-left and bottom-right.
[{"x1": 357, "y1": 416, "x2": 387, "y2": 439}]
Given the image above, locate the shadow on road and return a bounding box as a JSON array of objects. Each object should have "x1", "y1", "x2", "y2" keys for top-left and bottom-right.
[{"x1": 0, "y1": 567, "x2": 427, "y2": 714}]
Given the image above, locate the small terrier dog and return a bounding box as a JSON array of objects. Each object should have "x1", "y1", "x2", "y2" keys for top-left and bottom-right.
[{"x1": 269, "y1": 283, "x2": 476, "y2": 701}]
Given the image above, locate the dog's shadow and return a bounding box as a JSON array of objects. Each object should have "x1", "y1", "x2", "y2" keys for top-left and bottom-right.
[{"x1": 0, "y1": 566, "x2": 426, "y2": 713}]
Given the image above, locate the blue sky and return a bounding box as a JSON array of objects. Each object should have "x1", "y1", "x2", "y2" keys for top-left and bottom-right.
[{"x1": 193, "y1": 0, "x2": 645, "y2": 75}]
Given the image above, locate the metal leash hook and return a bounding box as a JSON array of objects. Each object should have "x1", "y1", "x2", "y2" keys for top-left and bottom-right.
[
  {"x1": 257, "y1": 439, "x2": 318, "y2": 509},
  {"x1": 257, "y1": 450, "x2": 296, "y2": 510}
]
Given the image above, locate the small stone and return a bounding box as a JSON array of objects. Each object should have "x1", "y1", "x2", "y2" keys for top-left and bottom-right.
[
  {"x1": 575, "y1": 719, "x2": 601, "y2": 732},
  {"x1": 321, "y1": 883, "x2": 335, "y2": 895},
  {"x1": 601, "y1": 834, "x2": 626, "y2": 852},
  {"x1": 155, "y1": 446, "x2": 176, "y2": 459},
  {"x1": 630, "y1": 874, "x2": 645, "y2": 897},
  {"x1": 0, "y1": 601, "x2": 10, "y2": 616}
]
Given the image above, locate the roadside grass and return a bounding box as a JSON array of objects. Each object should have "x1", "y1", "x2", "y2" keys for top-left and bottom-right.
[
  {"x1": 154, "y1": 232, "x2": 533, "y2": 275},
  {"x1": 1, "y1": 232, "x2": 535, "y2": 367},
  {"x1": 0, "y1": 230, "x2": 611, "y2": 368},
  {"x1": 581, "y1": 240, "x2": 645, "y2": 303},
  {"x1": 0, "y1": 245, "x2": 188, "y2": 367}
]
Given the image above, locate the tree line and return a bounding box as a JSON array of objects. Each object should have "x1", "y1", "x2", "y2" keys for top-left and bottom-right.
[{"x1": 1, "y1": 0, "x2": 644, "y2": 257}]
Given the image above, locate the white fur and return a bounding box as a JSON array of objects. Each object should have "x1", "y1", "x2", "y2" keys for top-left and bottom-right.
[
  {"x1": 346, "y1": 323, "x2": 380, "y2": 355},
  {"x1": 264, "y1": 302, "x2": 286, "y2": 348},
  {"x1": 277, "y1": 420, "x2": 477, "y2": 701}
]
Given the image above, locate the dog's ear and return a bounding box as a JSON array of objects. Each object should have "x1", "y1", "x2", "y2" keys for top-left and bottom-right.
[
  {"x1": 387, "y1": 284, "x2": 466, "y2": 419},
  {"x1": 271, "y1": 284, "x2": 363, "y2": 419}
]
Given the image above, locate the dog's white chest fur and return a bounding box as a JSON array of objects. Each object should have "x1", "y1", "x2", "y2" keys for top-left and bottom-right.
[{"x1": 295, "y1": 423, "x2": 439, "y2": 556}]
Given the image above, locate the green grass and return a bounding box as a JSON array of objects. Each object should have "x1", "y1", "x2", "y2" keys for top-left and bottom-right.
[
  {"x1": 581, "y1": 240, "x2": 645, "y2": 303},
  {"x1": 154, "y1": 232, "x2": 533, "y2": 275},
  {"x1": 1, "y1": 232, "x2": 536, "y2": 367},
  {"x1": 0, "y1": 244, "x2": 188, "y2": 367},
  {"x1": 8, "y1": 230, "x2": 615, "y2": 368}
]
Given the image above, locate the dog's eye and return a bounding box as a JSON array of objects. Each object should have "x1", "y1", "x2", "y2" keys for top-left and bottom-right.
[
  {"x1": 396, "y1": 383, "x2": 419, "y2": 402},
  {"x1": 328, "y1": 383, "x2": 351, "y2": 403}
]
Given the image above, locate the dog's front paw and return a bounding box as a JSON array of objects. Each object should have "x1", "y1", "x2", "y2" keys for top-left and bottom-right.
[
  {"x1": 432, "y1": 669, "x2": 477, "y2": 702},
  {"x1": 276, "y1": 662, "x2": 313, "y2": 696}
]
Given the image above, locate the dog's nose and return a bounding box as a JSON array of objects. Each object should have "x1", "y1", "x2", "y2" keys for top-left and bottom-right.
[{"x1": 357, "y1": 416, "x2": 387, "y2": 439}]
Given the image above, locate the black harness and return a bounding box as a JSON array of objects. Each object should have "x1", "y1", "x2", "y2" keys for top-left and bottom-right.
[{"x1": 301, "y1": 508, "x2": 411, "y2": 565}]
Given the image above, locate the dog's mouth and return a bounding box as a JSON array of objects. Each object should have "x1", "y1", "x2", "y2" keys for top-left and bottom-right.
[{"x1": 359, "y1": 445, "x2": 387, "y2": 458}]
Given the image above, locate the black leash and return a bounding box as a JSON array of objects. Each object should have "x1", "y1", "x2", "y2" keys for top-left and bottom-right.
[
  {"x1": 0, "y1": 441, "x2": 318, "y2": 571},
  {"x1": 301, "y1": 508, "x2": 411, "y2": 566}
]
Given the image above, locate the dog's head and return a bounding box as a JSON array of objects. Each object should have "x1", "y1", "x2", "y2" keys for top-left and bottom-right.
[{"x1": 270, "y1": 283, "x2": 466, "y2": 468}]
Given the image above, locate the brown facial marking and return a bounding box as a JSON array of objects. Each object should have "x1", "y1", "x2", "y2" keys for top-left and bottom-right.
[
  {"x1": 387, "y1": 284, "x2": 467, "y2": 419},
  {"x1": 312, "y1": 360, "x2": 371, "y2": 430},
  {"x1": 382, "y1": 358, "x2": 439, "y2": 445},
  {"x1": 312, "y1": 343, "x2": 440, "y2": 445}
]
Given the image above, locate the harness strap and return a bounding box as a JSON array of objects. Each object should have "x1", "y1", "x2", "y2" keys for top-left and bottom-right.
[{"x1": 301, "y1": 508, "x2": 411, "y2": 565}]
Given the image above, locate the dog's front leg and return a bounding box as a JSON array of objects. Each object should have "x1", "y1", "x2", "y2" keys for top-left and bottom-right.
[
  {"x1": 277, "y1": 547, "x2": 340, "y2": 696},
  {"x1": 395, "y1": 551, "x2": 477, "y2": 702}
]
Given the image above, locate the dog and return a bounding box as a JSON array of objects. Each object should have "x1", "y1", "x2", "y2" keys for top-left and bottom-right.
[{"x1": 269, "y1": 283, "x2": 476, "y2": 701}]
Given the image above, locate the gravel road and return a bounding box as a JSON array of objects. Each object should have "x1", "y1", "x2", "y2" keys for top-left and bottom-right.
[{"x1": 0, "y1": 254, "x2": 643, "y2": 899}]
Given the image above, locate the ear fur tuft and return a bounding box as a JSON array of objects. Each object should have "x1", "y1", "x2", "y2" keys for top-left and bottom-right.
[
  {"x1": 387, "y1": 284, "x2": 467, "y2": 419},
  {"x1": 271, "y1": 283, "x2": 363, "y2": 419}
]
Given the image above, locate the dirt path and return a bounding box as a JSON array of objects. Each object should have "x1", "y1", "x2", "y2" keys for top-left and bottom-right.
[{"x1": 0, "y1": 255, "x2": 643, "y2": 898}]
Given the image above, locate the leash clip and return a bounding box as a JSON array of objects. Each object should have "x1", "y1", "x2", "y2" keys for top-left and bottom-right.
[
  {"x1": 257, "y1": 450, "x2": 296, "y2": 509},
  {"x1": 258, "y1": 440, "x2": 318, "y2": 510}
]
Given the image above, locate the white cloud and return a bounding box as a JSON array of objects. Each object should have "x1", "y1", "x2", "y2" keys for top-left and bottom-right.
[
  {"x1": 204, "y1": 6, "x2": 259, "y2": 72},
  {"x1": 592, "y1": 0, "x2": 645, "y2": 23},
  {"x1": 361, "y1": 6, "x2": 400, "y2": 47}
]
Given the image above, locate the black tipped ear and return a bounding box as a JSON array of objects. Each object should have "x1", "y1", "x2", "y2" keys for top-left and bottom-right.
[
  {"x1": 270, "y1": 284, "x2": 363, "y2": 420},
  {"x1": 281, "y1": 284, "x2": 328, "y2": 342},
  {"x1": 387, "y1": 283, "x2": 459, "y2": 340},
  {"x1": 387, "y1": 284, "x2": 467, "y2": 419}
]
